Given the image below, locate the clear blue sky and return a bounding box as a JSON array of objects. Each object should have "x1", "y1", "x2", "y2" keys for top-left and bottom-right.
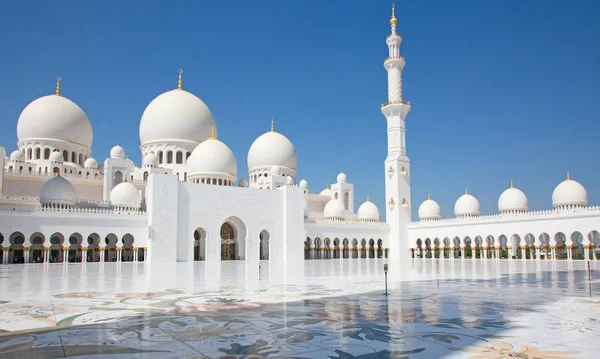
[{"x1": 0, "y1": 0, "x2": 599, "y2": 220}]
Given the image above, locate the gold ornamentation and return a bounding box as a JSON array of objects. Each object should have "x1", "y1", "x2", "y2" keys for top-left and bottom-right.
[
  {"x1": 366, "y1": 196, "x2": 370, "y2": 202},
  {"x1": 211, "y1": 126, "x2": 216, "y2": 140},
  {"x1": 390, "y1": 3, "x2": 397, "y2": 26},
  {"x1": 381, "y1": 100, "x2": 410, "y2": 107},
  {"x1": 566, "y1": 172, "x2": 571, "y2": 180},
  {"x1": 270, "y1": 117, "x2": 275, "y2": 132},
  {"x1": 465, "y1": 188, "x2": 469, "y2": 195},
  {"x1": 388, "y1": 197, "x2": 395, "y2": 206},
  {"x1": 401, "y1": 198, "x2": 407, "y2": 205},
  {"x1": 62, "y1": 247, "x2": 68, "y2": 252},
  {"x1": 43, "y1": 248, "x2": 50, "y2": 252},
  {"x1": 177, "y1": 69, "x2": 183, "y2": 90},
  {"x1": 55, "y1": 76, "x2": 61, "y2": 96},
  {"x1": 510, "y1": 180, "x2": 514, "y2": 188},
  {"x1": 23, "y1": 247, "x2": 31, "y2": 252},
  {"x1": 117, "y1": 248, "x2": 122, "y2": 251},
  {"x1": 82, "y1": 247, "x2": 88, "y2": 251},
  {"x1": 388, "y1": 166, "x2": 394, "y2": 174},
  {"x1": 427, "y1": 194, "x2": 431, "y2": 200}
]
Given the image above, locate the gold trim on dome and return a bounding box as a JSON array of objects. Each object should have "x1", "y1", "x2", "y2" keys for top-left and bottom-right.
[
  {"x1": 390, "y1": 3, "x2": 397, "y2": 26},
  {"x1": 211, "y1": 126, "x2": 217, "y2": 140},
  {"x1": 55, "y1": 76, "x2": 61, "y2": 96},
  {"x1": 177, "y1": 69, "x2": 183, "y2": 90},
  {"x1": 270, "y1": 117, "x2": 275, "y2": 132}
]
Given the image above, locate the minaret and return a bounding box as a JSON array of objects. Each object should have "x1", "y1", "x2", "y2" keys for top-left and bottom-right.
[{"x1": 382, "y1": 4, "x2": 412, "y2": 260}]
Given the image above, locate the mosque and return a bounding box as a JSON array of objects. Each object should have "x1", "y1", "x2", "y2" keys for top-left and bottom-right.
[{"x1": 0, "y1": 6, "x2": 598, "y2": 268}]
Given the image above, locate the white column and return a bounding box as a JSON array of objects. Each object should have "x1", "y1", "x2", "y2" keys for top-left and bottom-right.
[
  {"x1": 82, "y1": 248, "x2": 87, "y2": 263},
  {"x1": 100, "y1": 248, "x2": 105, "y2": 263},
  {"x1": 133, "y1": 247, "x2": 138, "y2": 262},
  {"x1": 116, "y1": 247, "x2": 122, "y2": 262}
]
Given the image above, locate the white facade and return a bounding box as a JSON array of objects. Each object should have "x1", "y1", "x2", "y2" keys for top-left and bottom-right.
[{"x1": 1, "y1": 6, "x2": 599, "y2": 269}]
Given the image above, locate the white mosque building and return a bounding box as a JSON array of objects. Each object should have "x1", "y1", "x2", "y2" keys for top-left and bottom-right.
[{"x1": 0, "y1": 6, "x2": 599, "y2": 268}]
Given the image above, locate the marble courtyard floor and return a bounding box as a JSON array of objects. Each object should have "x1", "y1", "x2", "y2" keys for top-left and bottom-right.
[{"x1": 0, "y1": 259, "x2": 599, "y2": 358}]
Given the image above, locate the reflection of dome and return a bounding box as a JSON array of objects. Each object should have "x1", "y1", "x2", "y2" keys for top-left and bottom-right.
[
  {"x1": 238, "y1": 178, "x2": 248, "y2": 187},
  {"x1": 418, "y1": 195, "x2": 441, "y2": 220},
  {"x1": 248, "y1": 126, "x2": 297, "y2": 170},
  {"x1": 187, "y1": 137, "x2": 237, "y2": 178},
  {"x1": 17, "y1": 94, "x2": 93, "y2": 148},
  {"x1": 110, "y1": 145, "x2": 125, "y2": 159},
  {"x1": 324, "y1": 199, "x2": 346, "y2": 219},
  {"x1": 109, "y1": 182, "x2": 141, "y2": 209},
  {"x1": 84, "y1": 157, "x2": 98, "y2": 169},
  {"x1": 498, "y1": 182, "x2": 528, "y2": 212},
  {"x1": 40, "y1": 176, "x2": 77, "y2": 205},
  {"x1": 454, "y1": 189, "x2": 480, "y2": 217},
  {"x1": 337, "y1": 172, "x2": 347, "y2": 183},
  {"x1": 10, "y1": 150, "x2": 24, "y2": 162},
  {"x1": 357, "y1": 197, "x2": 379, "y2": 222},
  {"x1": 319, "y1": 187, "x2": 332, "y2": 197},
  {"x1": 139, "y1": 89, "x2": 215, "y2": 146},
  {"x1": 49, "y1": 150, "x2": 63, "y2": 163},
  {"x1": 143, "y1": 153, "x2": 158, "y2": 167},
  {"x1": 552, "y1": 173, "x2": 587, "y2": 208}
]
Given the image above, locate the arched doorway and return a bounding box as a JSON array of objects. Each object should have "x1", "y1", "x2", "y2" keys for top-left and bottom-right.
[
  {"x1": 377, "y1": 239, "x2": 383, "y2": 258},
  {"x1": 259, "y1": 230, "x2": 270, "y2": 260},
  {"x1": 30, "y1": 233, "x2": 45, "y2": 263},
  {"x1": 105, "y1": 234, "x2": 118, "y2": 262},
  {"x1": 122, "y1": 234, "x2": 134, "y2": 262},
  {"x1": 113, "y1": 171, "x2": 123, "y2": 187},
  {"x1": 369, "y1": 239, "x2": 375, "y2": 258},
  {"x1": 193, "y1": 228, "x2": 206, "y2": 261},
  {"x1": 87, "y1": 233, "x2": 101, "y2": 262},
  {"x1": 68, "y1": 233, "x2": 83, "y2": 262},
  {"x1": 49, "y1": 233, "x2": 64, "y2": 263},
  {"x1": 342, "y1": 238, "x2": 349, "y2": 259},
  {"x1": 9, "y1": 232, "x2": 25, "y2": 264},
  {"x1": 221, "y1": 223, "x2": 237, "y2": 260}
]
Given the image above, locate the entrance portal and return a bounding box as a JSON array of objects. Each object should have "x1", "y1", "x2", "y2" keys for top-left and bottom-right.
[{"x1": 221, "y1": 223, "x2": 236, "y2": 260}]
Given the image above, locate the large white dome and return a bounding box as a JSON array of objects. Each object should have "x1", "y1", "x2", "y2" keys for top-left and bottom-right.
[
  {"x1": 498, "y1": 182, "x2": 528, "y2": 213},
  {"x1": 84, "y1": 157, "x2": 98, "y2": 169},
  {"x1": 109, "y1": 182, "x2": 141, "y2": 209},
  {"x1": 143, "y1": 153, "x2": 158, "y2": 167},
  {"x1": 40, "y1": 176, "x2": 77, "y2": 205},
  {"x1": 319, "y1": 187, "x2": 332, "y2": 197},
  {"x1": 247, "y1": 129, "x2": 297, "y2": 170},
  {"x1": 454, "y1": 190, "x2": 480, "y2": 217},
  {"x1": 17, "y1": 94, "x2": 93, "y2": 148},
  {"x1": 552, "y1": 173, "x2": 587, "y2": 208},
  {"x1": 139, "y1": 89, "x2": 215, "y2": 146},
  {"x1": 110, "y1": 145, "x2": 126, "y2": 159},
  {"x1": 418, "y1": 195, "x2": 441, "y2": 220},
  {"x1": 324, "y1": 198, "x2": 346, "y2": 219},
  {"x1": 187, "y1": 137, "x2": 237, "y2": 177},
  {"x1": 357, "y1": 197, "x2": 380, "y2": 222}
]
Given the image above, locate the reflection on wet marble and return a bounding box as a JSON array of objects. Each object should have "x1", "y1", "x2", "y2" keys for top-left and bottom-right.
[{"x1": 0, "y1": 259, "x2": 599, "y2": 358}]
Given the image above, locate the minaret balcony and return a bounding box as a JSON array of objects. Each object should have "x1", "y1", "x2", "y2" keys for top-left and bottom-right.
[
  {"x1": 381, "y1": 100, "x2": 410, "y2": 108},
  {"x1": 384, "y1": 56, "x2": 406, "y2": 70}
]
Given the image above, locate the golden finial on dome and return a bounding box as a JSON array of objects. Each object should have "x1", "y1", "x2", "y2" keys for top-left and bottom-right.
[
  {"x1": 55, "y1": 76, "x2": 61, "y2": 96},
  {"x1": 270, "y1": 117, "x2": 275, "y2": 132},
  {"x1": 326, "y1": 183, "x2": 329, "y2": 189},
  {"x1": 510, "y1": 180, "x2": 514, "y2": 188},
  {"x1": 211, "y1": 126, "x2": 217, "y2": 140},
  {"x1": 366, "y1": 195, "x2": 370, "y2": 202},
  {"x1": 177, "y1": 69, "x2": 183, "y2": 90},
  {"x1": 566, "y1": 172, "x2": 570, "y2": 180},
  {"x1": 56, "y1": 168, "x2": 61, "y2": 177},
  {"x1": 428, "y1": 194, "x2": 431, "y2": 200},
  {"x1": 465, "y1": 188, "x2": 469, "y2": 195},
  {"x1": 390, "y1": 3, "x2": 398, "y2": 26}
]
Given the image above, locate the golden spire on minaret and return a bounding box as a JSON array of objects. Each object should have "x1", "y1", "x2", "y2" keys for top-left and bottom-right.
[
  {"x1": 390, "y1": 3, "x2": 398, "y2": 26},
  {"x1": 211, "y1": 126, "x2": 217, "y2": 140},
  {"x1": 55, "y1": 76, "x2": 61, "y2": 96},
  {"x1": 270, "y1": 117, "x2": 275, "y2": 132},
  {"x1": 177, "y1": 69, "x2": 183, "y2": 90}
]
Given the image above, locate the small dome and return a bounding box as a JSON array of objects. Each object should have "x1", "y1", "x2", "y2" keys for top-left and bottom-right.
[
  {"x1": 10, "y1": 150, "x2": 24, "y2": 162},
  {"x1": 324, "y1": 198, "x2": 346, "y2": 219},
  {"x1": 303, "y1": 198, "x2": 309, "y2": 215},
  {"x1": 109, "y1": 182, "x2": 141, "y2": 209},
  {"x1": 247, "y1": 129, "x2": 297, "y2": 171},
  {"x1": 319, "y1": 187, "x2": 332, "y2": 197},
  {"x1": 454, "y1": 190, "x2": 480, "y2": 217},
  {"x1": 286, "y1": 176, "x2": 294, "y2": 185},
  {"x1": 49, "y1": 150, "x2": 63, "y2": 163},
  {"x1": 418, "y1": 195, "x2": 441, "y2": 220},
  {"x1": 299, "y1": 179, "x2": 308, "y2": 188},
  {"x1": 357, "y1": 197, "x2": 380, "y2": 221},
  {"x1": 139, "y1": 89, "x2": 216, "y2": 146},
  {"x1": 40, "y1": 176, "x2": 77, "y2": 205},
  {"x1": 84, "y1": 157, "x2": 98, "y2": 169},
  {"x1": 17, "y1": 94, "x2": 93, "y2": 148},
  {"x1": 238, "y1": 178, "x2": 248, "y2": 187},
  {"x1": 187, "y1": 137, "x2": 237, "y2": 178},
  {"x1": 270, "y1": 165, "x2": 281, "y2": 176},
  {"x1": 143, "y1": 153, "x2": 158, "y2": 167},
  {"x1": 110, "y1": 145, "x2": 125, "y2": 159},
  {"x1": 498, "y1": 182, "x2": 528, "y2": 212},
  {"x1": 337, "y1": 172, "x2": 347, "y2": 183},
  {"x1": 552, "y1": 173, "x2": 587, "y2": 208}
]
